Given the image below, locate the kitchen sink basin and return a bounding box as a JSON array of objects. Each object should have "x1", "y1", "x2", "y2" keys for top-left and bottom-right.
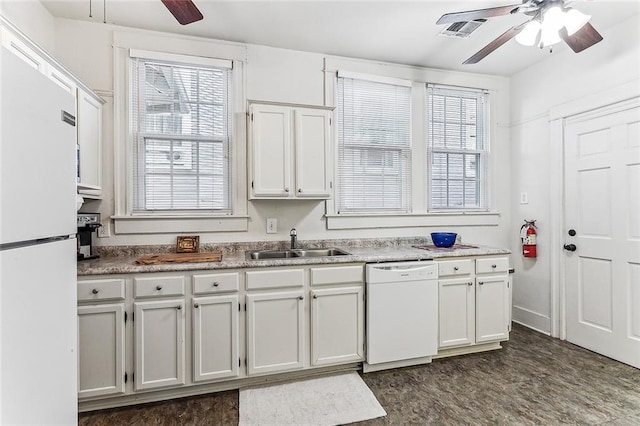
[{"x1": 245, "y1": 248, "x2": 350, "y2": 260}]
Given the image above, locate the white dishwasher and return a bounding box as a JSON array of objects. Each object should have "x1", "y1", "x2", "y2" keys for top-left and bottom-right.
[{"x1": 364, "y1": 261, "x2": 438, "y2": 373}]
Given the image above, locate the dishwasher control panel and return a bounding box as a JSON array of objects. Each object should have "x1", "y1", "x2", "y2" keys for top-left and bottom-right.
[{"x1": 366, "y1": 261, "x2": 438, "y2": 283}]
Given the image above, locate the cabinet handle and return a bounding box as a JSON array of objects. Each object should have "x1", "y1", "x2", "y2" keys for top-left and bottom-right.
[
  {"x1": 194, "y1": 303, "x2": 199, "y2": 308},
  {"x1": 467, "y1": 282, "x2": 473, "y2": 286},
  {"x1": 212, "y1": 282, "x2": 220, "y2": 287},
  {"x1": 176, "y1": 305, "x2": 182, "y2": 310},
  {"x1": 491, "y1": 264, "x2": 497, "y2": 268},
  {"x1": 298, "y1": 296, "x2": 304, "y2": 300},
  {"x1": 313, "y1": 294, "x2": 318, "y2": 299},
  {"x1": 453, "y1": 266, "x2": 459, "y2": 271},
  {"x1": 156, "y1": 285, "x2": 162, "y2": 291},
  {"x1": 478, "y1": 281, "x2": 484, "y2": 286},
  {"x1": 92, "y1": 288, "x2": 99, "y2": 294}
]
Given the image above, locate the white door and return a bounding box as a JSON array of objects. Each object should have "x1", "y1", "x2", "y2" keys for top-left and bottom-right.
[
  {"x1": 78, "y1": 303, "x2": 126, "y2": 398},
  {"x1": 134, "y1": 299, "x2": 186, "y2": 390},
  {"x1": 564, "y1": 101, "x2": 640, "y2": 368},
  {"x1": 310, "y1": 286, "x2": 364, "y2": 366},
  {"x1": 439, "y1": 278, "x2": 475, "y2": 348},
  {"x1": 249, "y1": 104, "x2": 291, "y2": 197},
  {"x1": 475, "y1": 276, "x2": 510, "y2": 343},
  {"x1": 294, "y1": 108, "x2": 331, "y2": 198},
  {"x1": 246, "y1": 291, "x2": 305, "y2": 375},
  {"x1": 192, "y1": 295, "x2": 240, "y2": 382}
]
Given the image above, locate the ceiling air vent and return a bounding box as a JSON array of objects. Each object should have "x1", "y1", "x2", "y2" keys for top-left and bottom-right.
[{"x1": 439, "y1": 19, "x2": 487, "y2": 38}]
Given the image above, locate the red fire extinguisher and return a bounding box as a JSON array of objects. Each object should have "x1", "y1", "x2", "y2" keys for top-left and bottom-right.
[{"x1": 520, "y1": 219, "x2": 537, "y2": 258}]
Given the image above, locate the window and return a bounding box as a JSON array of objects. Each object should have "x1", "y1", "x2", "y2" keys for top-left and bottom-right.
[
  {"x1": 427, "y1": 85, "x2": 489, "y2": 210},
  {"x1": 130, "y1": 54, "x2": 232, "y2": 213},
  {"x1": 336, "y1": 73, "x2": 412, "y2": 213}
]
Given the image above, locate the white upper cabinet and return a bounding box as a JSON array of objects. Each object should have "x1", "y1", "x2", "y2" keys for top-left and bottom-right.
[
  {"x1": 77, "y1": 88, "x2": 103, "y2": 195},
  {"x1": 248, "y1": 102, "x2": 333, "y2": 200}
]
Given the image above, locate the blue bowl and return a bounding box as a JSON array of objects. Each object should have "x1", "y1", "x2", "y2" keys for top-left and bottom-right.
[{"x1": 431, "y1": 232, "x2": 457, "y2": 248}]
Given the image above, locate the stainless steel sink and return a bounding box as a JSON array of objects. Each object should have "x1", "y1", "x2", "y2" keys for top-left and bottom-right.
[{"x1": 245, "y1": 248, "x2": 350, "y2": 260}]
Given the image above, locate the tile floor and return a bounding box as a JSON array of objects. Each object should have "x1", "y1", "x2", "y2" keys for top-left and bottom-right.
[{"x1": 79, "y1": 324, "x2": 640, "y2": 425}]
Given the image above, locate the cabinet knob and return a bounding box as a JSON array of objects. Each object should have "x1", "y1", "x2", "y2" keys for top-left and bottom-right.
[
  {"x1": 478, "y1": 281, "x2": 484, "y2": 286},
  {"x1": 194, "y1": 303, "x2": 199, "y2": 308},
  {"x1": 491, "y1": 264, "x2": 497, "y2": 268},
  {"x1": 298, "y1": 296, "x2": 304, "y2": 300},
  {"x1": 313, "y1": 294, "x2": 318, "y2": 299},
  {"x1": 298, "y1": 189, "x2": 302, "y2": 193},
  {"x1": 467, "y1": 282, "x2": 473, "y2": 286},
  {"x1": 453, "y1": 266, "x2": 459, "y2": 271},
  {"x1": 156, "y1": 285, "x2": 162, "y2": 291},
  {"x1": 92, "y1": 288, "x2": 99, "y2": 294},
  {"x1": 176, "y1": 305, "x2": 182, "y2": 310},
  {"x1": 212, "y1": 282, "x2": 219, "y2": 287},
  {"x1": 285, "y1": 188, "x2": 290, "y2": 193}
]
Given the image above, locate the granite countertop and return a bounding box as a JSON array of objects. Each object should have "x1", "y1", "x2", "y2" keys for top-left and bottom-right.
[{"x1": 77, "y1": 238, "x2": 511, "y2": 276}]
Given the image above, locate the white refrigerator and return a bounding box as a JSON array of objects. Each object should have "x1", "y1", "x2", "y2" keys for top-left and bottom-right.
[{"x1": 0, "y1": 46, "x2": 78, "y2": 424}]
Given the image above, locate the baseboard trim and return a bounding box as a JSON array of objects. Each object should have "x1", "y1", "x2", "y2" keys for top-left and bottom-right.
[{"x1": 512, "y1": 305, "x2": 551, "y2": 335}]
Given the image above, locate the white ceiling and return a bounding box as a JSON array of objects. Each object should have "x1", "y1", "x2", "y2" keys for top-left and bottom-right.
[{"x1": 40, "y1": 0, "x2": 640, "y2": 76}]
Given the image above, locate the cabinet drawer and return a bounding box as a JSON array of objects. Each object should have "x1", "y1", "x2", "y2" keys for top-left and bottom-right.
[
  {"x1": 311, "y1": 265, "x2": 363, "y2": 286},
  {"x1": 193, "y1": 272, "x2": 239, "y2": 294},
  {"x1": 78, "y1": 279, "x2": 125, "y2": 302},
  {"x1": 246, "y1": 268, "x2": 305, "y2": 290},
  {"x1": 438, "y1": 259, "x2": 473, "y2": 277},
  {"x1": 476, "y1": 257, "x2": 509, "y2": 274},
  {"x1": 134, "y1": 275, "x2": 185, "y2": 298}
]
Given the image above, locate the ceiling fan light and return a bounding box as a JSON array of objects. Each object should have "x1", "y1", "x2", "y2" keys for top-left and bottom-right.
[
  {"x1": 515, "y1": 20, "x2": 541, "y2": 46},
  {"x1": 542, "y1": 6, "x2": 566, "y2": 31},
  {"x1": 564, "y1": 8, "x2": 591, "y2": 36},
  {"x1": 539, "y1": 25, "x2": 562, "y2": 48}
]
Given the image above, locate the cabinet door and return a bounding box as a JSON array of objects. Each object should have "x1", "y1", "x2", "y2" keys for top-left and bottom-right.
[
  {"x1": 134, "y1": 299, "x2": 186, "y2": 391},
  {"x1": 310, "y1": 286, "x2": 364, "y2": 366},
  {"x1": 77, "y1": 88, "x2": 102, "y2": 192},
  {"x1": 250, "y1": 104, "x2": 291, "y2": 198},
  {"x1": 475, "y1": 276, "x2": 510, "y2": 343},
  {"x1": 439, "y1": 278, "x2": 475, "y2": 348},
  {"x1": 78, "y1": 304, "x2": 126, "y2": 399},
  {"x1": 192, "y1": 295, "x2": 240, "y2": 382},
  {"x1": 294, "y1": 108, "x2": 331, "y2": 198},
  {"x1": 246, "y1": 291, "x2": 305, "y2": 375}
]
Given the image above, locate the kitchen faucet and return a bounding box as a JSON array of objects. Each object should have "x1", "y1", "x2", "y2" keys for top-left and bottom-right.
[{"x1": 290, "y1": 228, "x2": 297, "y2": 249}]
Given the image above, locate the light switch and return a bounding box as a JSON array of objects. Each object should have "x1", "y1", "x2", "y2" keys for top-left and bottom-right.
[
  {"x1": 520, "y1": 192, "x2": 529, "y2": 204},
  {"x1": 266, "y1": 218, "x2": 277, "y2": 234}
]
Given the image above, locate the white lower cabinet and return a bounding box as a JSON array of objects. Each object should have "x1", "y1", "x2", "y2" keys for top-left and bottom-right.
[
  {"x1": 134, "y1": 299, "x2": 186, "y2": 391},
  {"x1": 77, "y1": 303, "x2": 126, "y2": 398},
  {"x1": 246, "y1": 290, "x2": 305, "y2": 375},
  {"x1": 310, "y1": 286, "x2": 364, "y2": 366},
  {"x1": 437, "y1": 256, "x2": 511, "y2": 351},
  {"x1": 192, "y1": 294, "x2": 240, "y2": 382}
]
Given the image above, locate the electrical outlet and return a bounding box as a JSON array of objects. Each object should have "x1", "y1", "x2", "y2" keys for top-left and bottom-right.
[
  {"x1": 520, "y1": 192, "x2": 529, "y2": 204},
  {"x1": 97, "y1": 221, "x2": 110, "y2": 238},
  {"x1": 266, "y1": 218, "x2": 277, "y2": 234}
]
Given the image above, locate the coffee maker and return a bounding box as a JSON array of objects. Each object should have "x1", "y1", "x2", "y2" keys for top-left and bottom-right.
[{"x1": 77, "y1": 213, "x2": 101, "y2": 260}]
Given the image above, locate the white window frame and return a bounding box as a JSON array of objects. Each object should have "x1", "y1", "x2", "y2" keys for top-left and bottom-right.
[
  {"x1": 112, "y1": 33, "x2": 248, "y2": 234},
  {"x1": 426, "y1": 84, "x2": 490, "y2": 212}
]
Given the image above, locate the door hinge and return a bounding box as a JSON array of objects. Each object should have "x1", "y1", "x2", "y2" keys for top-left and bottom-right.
[
  {"x1": 251, "y1": 181, "x2": 254, "y2": 189},
  {"x1": 124, "y1": 311, "x2": 127, "y2": 323},
  {"x1": 251, "y1": 113, "x2": 254, "y2": 121},
  {"x1": 244, "y1": 358, "x2": 247, "y2": 367},
  {"x1": 329, "y1": 117, "x2": 332, "y2": 126},
  {"x1": 132, "y1": 312, "x2": 134, "y2": 322},
  {"x1": 330, "y1": 181, "x2": 333, "y2": 189},
  {"x1": 124, "y1": 372, "x2": 128, "y2": 383},
  {"x1": 244, "y1": 303, "x2": 247, "y2": 311},
  {"x1": 238, "y1": 302, "x2": 241, "y2": 312}
]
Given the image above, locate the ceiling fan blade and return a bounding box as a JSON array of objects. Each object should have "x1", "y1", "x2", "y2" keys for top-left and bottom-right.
[
  {"x1": 161, "y1": 0, "x2": 203, "y2": 25},
  {"x1": 437, "y1": 4, "x2": 522, "y2": 25},
  {"x1": 463, "y1": 23, "x2": 526, "y2": 65},
  {"x1": 559, "y1": 22, "x2": 603, "y2": 53}
]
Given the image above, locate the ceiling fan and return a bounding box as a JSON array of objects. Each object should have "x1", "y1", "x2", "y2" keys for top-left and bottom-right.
[
  {"x1": 437, "y1": 0, "x2": 603, "y2": 64},
  {"x1": 161, "y1": 0, "x2": 203, "y2": 25}
]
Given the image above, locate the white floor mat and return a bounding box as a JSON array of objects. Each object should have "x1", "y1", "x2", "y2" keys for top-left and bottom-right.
[{"x1": 239, "y1": 372, "x2": 387, "y2": 426}]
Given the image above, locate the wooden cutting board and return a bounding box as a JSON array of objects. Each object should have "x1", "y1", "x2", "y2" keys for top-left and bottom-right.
[{"x1": 135, "y1": 252, "x2": 222, "y2": 265}]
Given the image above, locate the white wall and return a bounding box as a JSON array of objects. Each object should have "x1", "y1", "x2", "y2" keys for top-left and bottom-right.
[
  {"x1": 50, "y1": 17, "x2": 513, "y2": 248},
  {"x1": 0, "y1": 0, "x2": 55, "y2": 54},
  {"x1": 509, "y1": 14, "x2": 640, "y2": 334}
]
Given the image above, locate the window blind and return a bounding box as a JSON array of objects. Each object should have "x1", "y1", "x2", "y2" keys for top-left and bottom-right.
[
  {"x1": 336, "y1": 75, "x2": 412, "y2": 213},
  {"x1": 427, "y1": 85, "x2": 489, "y2": 210},
  {"x1": 130, "y1": 56, "x2": 232, "y2": 212}
]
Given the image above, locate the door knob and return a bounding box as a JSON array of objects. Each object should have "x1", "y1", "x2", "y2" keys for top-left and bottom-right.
[{"x1": 564, "y1": 244, "x2": 577, "y2": 252}]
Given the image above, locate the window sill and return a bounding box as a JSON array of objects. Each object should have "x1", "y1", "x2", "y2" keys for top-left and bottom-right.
[
  {"x1": 325, "y1": 211, "x2": 500, "y2": 230},
  {"x1": 112, "y1": 215, "x2": 249, "y2": 234}
]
